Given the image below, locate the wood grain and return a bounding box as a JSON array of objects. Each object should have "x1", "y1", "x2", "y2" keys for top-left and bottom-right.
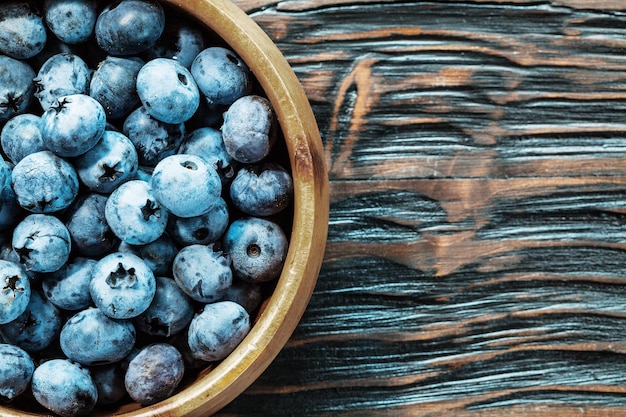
[{"x1": 220, "y1": 0, "x2": 626, "y2": 415}]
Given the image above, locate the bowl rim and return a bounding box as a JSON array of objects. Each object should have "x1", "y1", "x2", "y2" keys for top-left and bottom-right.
[{"x1": 0, "y1": 0, "x2": 329, "y2": 416}]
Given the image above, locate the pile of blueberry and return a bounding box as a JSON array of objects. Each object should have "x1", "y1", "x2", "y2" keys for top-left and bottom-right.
[{"x1": 0, "y1": 0, "x2": 295, "y2": 415}]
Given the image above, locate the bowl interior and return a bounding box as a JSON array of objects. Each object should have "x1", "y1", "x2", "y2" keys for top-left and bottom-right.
[{"x1": 0, "y1": 0, "x2": 328, "y2": 416}]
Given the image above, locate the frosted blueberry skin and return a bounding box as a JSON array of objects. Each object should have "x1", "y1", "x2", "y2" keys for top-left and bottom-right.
[
  {"x1": 95, "y1": 0, "x2": 165, "y2": 56},
  {"x1": 168, "y1": 196, "x2": 229, "y2": 246},
  {"x1": 133, "y1": 276, "x2": 195, "y2": 337},
  {"x1": 0, "y1": 2, "x2": 47, "y2": 60},
  {"x1": 31, "y1": 359, "x2": 98, "y2": 417},
  {"x1": 105, "y1": 179, "x2": 168, "y2": 245},
  {"x1": 41, "y1": 257, "x2": 97, "y2": 311},
  {"x1": 74, "y1": 130, "x2": 139, "y2": 193},
  {"x1": 179, "y1": 126, "x2": 237, "y2": 185},
  {"x1": 90, "y1": 363, "x2": 126, "y2": 406},
  {"x1": 0, "y1": 55, "x2": 36, "y2": 123},
  {"x1": 0, "y1": 260, "x2": 30, "y2": 325},
  {"x1": 136, "y1": 58, "x2": 200, "y2": 124},
  {"x1": 222, "y1": 95, "x2": 277, "y2": 164},
  {"x1": 151, "y1": 154, "x2": 222, "y2": 218},
  {"x1": 60, "y1": 306, "x2": 136, "y2": 365},
  {"x1": 0, "y1": 113, "x2": 45, "y2": 164},
  {"x1": 143, "y1": 15, "x2": 206, "y2": 69},
  {"x1": 0, "y1": 343, "x2": 34, "y2": 402},
  {"x1": 41, "y1": 94, "x2": 106, "y2": 157},
  {"x1": 188, "y1": 301, "x2": 251, "y2": 362},
  {"x1": 65, "y1": 193, "x2": 119, "y2": 257},
  {"x1": 191, "y1": 46, "x2": 252, "y2": 106},
  {"x1": 89, "y1": 56, "x2": 144, "y2": 119},
  {"x1": 12, "y1": 214, "x2": 71, "y2": 273},
  {"x1": 44, "y1": 0, "x2": 98, "y2": 45},
  {"x1": 0, "y1": 290, "x2": 62, "y2": 352},
  {"x1": 223, "y1": 217, "x2": 288, "y2": 283},
  {"x1": 220, "y1": 279, "x2": 263, "y2": 314},
  {"x1": 123, "y1": 106, "x2": 186, "y2": 166},
  {"x1": 230, "y1": 162, "x2": 293, "y2": 217},
  {"x1": 124, "y1": 343, "x2": 185, "y2": 406},
  {"x1": 33, "y1": 53, "x2": 91, "y2": 111},
  {"x1": 11, "y1": 150, "x2": 79, "y2": 213},
  {"x1": 89, "y1": 252, "x2": 156, "y2": 320},
  {"x1": 172, "y1": 243, "x2": 232, "y2": 303},
  {"x1": 118, "y1": 232, "x2": 178, "y2": 276}
]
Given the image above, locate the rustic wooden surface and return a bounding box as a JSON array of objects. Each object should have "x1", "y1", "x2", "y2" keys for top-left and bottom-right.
[{"x1": 219, "y1": 0, "x2": 626, "y2": 415}]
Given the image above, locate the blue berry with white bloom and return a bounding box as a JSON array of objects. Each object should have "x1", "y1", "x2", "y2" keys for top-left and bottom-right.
[
  {"x1": 90, "y1": 56, "x2": 144, "y2": 119},
  {"x1": 89, "y1": 252, "x2": 156, "y2": 319},
  {"x1": 60, "y1": 306, "x2": 136, "y2": 365},
  {"x1": 0, "y1": 343, "x2": 34, "y2": 402},
  {"x1": 136, "y1": 58, "x2": 200, "y2": 124},
  {"x1": 0, "y1": 113, "x2": 45, "y2": 164},
  {"x1": 0, "y1": 2, "x2": 47, "y2": 59},
  {"x1": 11, "y1": 150, "x2": 79, "y2": 213},
  {"x1": 179, "y1": 127, "x2": 237, "y2": 184},
  {"x1": 223, "y1": 217, "x2": 288, "y2": 283},
  {"x1": 0, "y1": 260, "x2": 30, "y2": 325},
  {"x1": 117, "y1": 232, "x2": 178, "y2": 276},
  {"x1": 34, "y1": 53, "x2": 91, "y2": 111},
  {"x1": 105, "y1": 179, "x2": 168, "y2": 245},
  {"x1": 0, "y1": 55, "x2": 36, "y2": 123},
  {"x1": 12, "y1": 214, "x2": 71, "y2": 273},
  {"x1": 151, "y1": 154, "x2": 221, "y2": 218},
  {"x1": 144, "y1": 15, "x2": 206, "y2": 69},
  {"x1": 172, "y1": 243, "x2": 232, "y2": 303},
  {"x1": 168, "y1": 197, "x2": 229, "y2": 246},
  {"x1": 31, "y1": 359, "x2": 98, "y2": 417},
  {"x1": 230, "y1": 162, "x2": 293, "y2": 216},
  {"x1": 66, "y1": 193, "x2": 118, "y2": 257},
  {"x1": 222, "y1": 95, "x2": 276, "y2": 163},
  {"x1": 188, "y1": 301, "x2": 250, "y2": 362},
  {"x1": 41, "y1": 257, "x2": 97, "y2": 311},
  {"x1": 41, "y1": 94, "x2": 106, "y2": 157},
  {"x1": 44, "y1": 0, "x2": 98, "y2": 44},
  {"x1": 191, "y1": 47, "x2": 252, "y2": 106}
]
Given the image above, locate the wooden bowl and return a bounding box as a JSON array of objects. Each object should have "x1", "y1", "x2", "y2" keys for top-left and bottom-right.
[{"x1": 0, "y1": 0, "x2": 328, "y2": 415}]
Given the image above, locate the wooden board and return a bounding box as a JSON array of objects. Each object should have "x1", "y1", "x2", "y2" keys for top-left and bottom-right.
[{"x1": 219, "y1": 0, "x2": 626, "y2": 415}]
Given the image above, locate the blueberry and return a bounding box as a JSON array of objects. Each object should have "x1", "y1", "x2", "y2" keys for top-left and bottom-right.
[
  {"x1": 44, "y1": 0, "x2": 98, "y2": 44},
  {"x1": 89, "y1": 251, "x2": 156, "y2": 319},
  {"x1": 133, "y1": 276, "x2": 194, "y2": 337},
  {"x1": 0, "y1": 55, "x2": 36, "y2": 123},
  {"x1": 123, "y1": 106, "x2": 185, "y2": 166},
  {"x1": 33, "y1": 53, "x2": 91, "y2": 111},
  {"x1": 0, "y1": 1, "x2": 47, "y2": 60},
  {"x1": 0, "y1": 343, "x2": 34, "y2": 402},
  {"x1": 105, "y1": 180, "x2": 168, "y2": 245},
  {"x1": 168, "y1": 197, "x2": 229, "y2": 246},
  {"x1": 136, "y1": 58, "x2": 200, "y2": 124},
  {"x1": 143, "y1": 15, "x2": 206, "y2": 69},
  {"x1": 221, "y1": 95, "x2": 276, "y2": 163},
  {"x1": 95, "y1": 0, "x2": 165, "y2": 56},
  {"x1": 65, "y1": 193, "x2": 119, "y2": 257},
  {"x1": 220, "y1": 279, "x2": 263, "y2": 314},
  {"x1": 222, "y1": 217, "x2": 288, "y2": 283},
  {"x1": 117, "y1": 232, "x2": 177, "y2": 276},
  {"x1": 179, "y1": 127, "x2": 237, "y2": 184},
  {"x1": 0, "y1": 260, "x2": 30, "y2": 325},
  {"x1": 230, "y1": 162, "x2": 293, "y2": 216},
  {"x1": 172, "y1": 243, "x2": 232, "y2": 303},
  {"x1": 12, "y1": 213, "x2": 71, "y2": 273},
  {"x1": 41, "y1": 257, "x2": 97, "y2": 311},
  {"x1": 124, "y1": 343, "x2": 184, "y2": 406},
  {"x1": 31, "y1": 358, "x2": 98, "y2": 417},
  {"x1": 0, "y1": 290, "x2": 62, "y2": 352},
  {"x1": 90, "y1": 362, "x2": 127, "y2": 406},
  {"x1": 150, "y1": 154, "x2": 222, "y2": 218},
  {"x1": 41, "y1": 93, "x2": 106, "y2": 157},
  {"x1": 0, "y1": 184, "x2": 24, "y2": 232},
  {"x1": 73, "y1": 129, "x2": 138, "y2": 193},
  {"x1": 187, "y1": 301, "x2": 250, "y2": 362},
  {"x1": 0, "y1": 113, "x2": 45, "y2": 164},
  {"x1": 11, "y1": 150, "x2": 79, "y2": 213},
  {"x1": 60, "y1": 306, "x2": 136, "y2": 365},
  {"x1": 190, "y1": 47, "x2": 252, "y2": 106},
  {"x1": 89, "y1": 55, "x2": 144, "y2": 119}
]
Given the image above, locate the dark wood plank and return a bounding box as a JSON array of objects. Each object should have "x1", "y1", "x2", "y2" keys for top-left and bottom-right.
[{"x1": 220, "y1": 0, "x2": 626, "y2": 415}]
